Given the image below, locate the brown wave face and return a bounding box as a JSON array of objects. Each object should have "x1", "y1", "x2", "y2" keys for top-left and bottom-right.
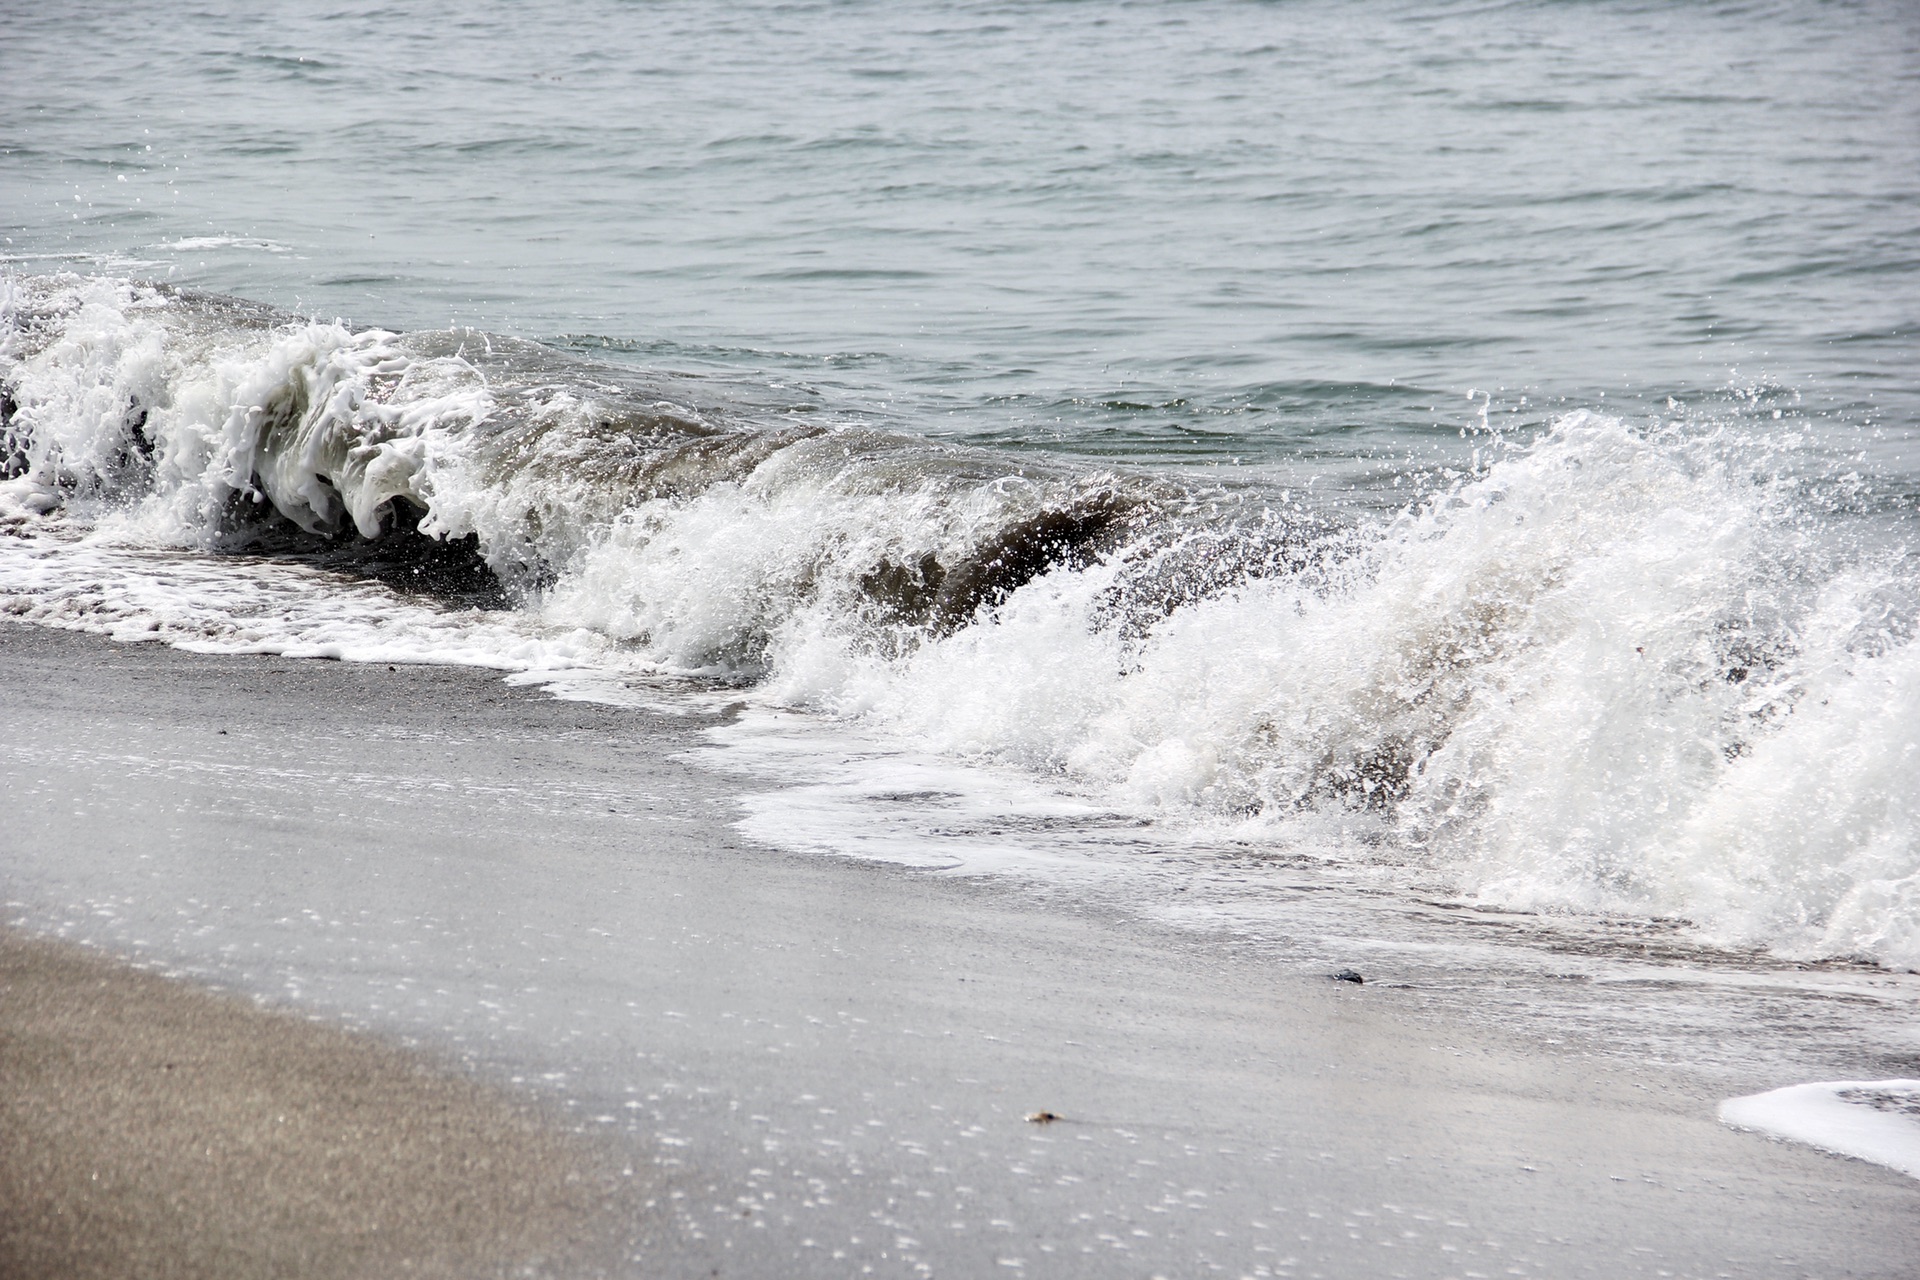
[
  {"x1": 354, "y1": 329, "x2": 1196, "y2": 633},
  {"x1": 858, "y1": 490, "x2": 1139, "y2": 633},
  {"x1": 212, "y1": 492, "x2": 511, "y2": 609},
  {"x1": 0, "y1": 385, "x2": 22, "y2": 478}
]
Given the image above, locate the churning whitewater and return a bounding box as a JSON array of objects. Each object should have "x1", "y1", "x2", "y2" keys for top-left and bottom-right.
[{"x1": 3, "y1": 273, "x2": 1917, "y2": 969}]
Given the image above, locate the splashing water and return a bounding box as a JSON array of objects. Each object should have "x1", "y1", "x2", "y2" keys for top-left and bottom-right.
[{"x1": 3, "y1": 274, "x2": 1916, "y2": 967}]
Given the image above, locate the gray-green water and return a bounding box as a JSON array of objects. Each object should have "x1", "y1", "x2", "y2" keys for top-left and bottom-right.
[{"x1": 6, "y1": 0, "x2": 1917, "y2": 467}]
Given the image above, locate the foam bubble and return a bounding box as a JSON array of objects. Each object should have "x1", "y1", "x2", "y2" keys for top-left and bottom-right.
[{"x1": 1722, "y1": 1081, "x2": 1920, "y2": 1180}]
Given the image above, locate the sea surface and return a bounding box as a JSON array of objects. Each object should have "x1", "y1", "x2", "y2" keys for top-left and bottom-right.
[{"x1": 4, "y1": 0, "x2": 1920, "y2": 1024}]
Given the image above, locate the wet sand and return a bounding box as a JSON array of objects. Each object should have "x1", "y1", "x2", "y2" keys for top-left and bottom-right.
[
  {"x1": 3, "y1": 620, "x2": 1919, "y2": 1278},
  {"x1": 0, "y1": 927, "x2": 653, "y2": 1280}
]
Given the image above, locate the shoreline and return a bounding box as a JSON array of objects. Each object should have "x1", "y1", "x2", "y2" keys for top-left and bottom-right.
[{"x1": 4, "y1": 620, "x2": 1918, "y2": 1277}]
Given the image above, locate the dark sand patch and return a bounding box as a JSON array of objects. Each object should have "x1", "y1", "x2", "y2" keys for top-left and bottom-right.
[{"x1": 0, "y1": 928, "x2": 653, "y2": 1280}]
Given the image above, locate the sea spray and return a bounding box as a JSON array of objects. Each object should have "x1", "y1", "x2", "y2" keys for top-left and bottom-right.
[{"x1": 3, "y1": 273, "x2": 1916, "y2": 968}]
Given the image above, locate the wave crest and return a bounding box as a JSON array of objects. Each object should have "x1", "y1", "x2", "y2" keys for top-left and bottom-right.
[{"x1": 4, "y1": 273, "x2": 1917, "y2": 968}]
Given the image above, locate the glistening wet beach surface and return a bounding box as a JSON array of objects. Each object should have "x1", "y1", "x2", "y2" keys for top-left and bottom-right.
[{"x1": 4, "y1": 623, "x2": 1918, "y2": 1278}]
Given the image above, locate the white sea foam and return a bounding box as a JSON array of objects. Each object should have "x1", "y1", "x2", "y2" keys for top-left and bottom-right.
[
  {"x1": 4, "y1": 273, "x2": 1918, "y2": 969},
  {"x1": 1721, "y1": 1081, "x2": 1920, "y2": 1180},
  {"x1": 0, "y1": 529, "x2": 623, "y2": 676},
  {"x1": 695, "y1": 414, "x2": 1920, "y2": 968},
  {"x1": 0, "y1": 274, "x2": 480, "y2": 543},
  {"x1": 700, "y1": 706, "x2": 1135, "y2": 875},
  {"x1": 158, "y1": 236, "x2": 292, "y2": 254}
]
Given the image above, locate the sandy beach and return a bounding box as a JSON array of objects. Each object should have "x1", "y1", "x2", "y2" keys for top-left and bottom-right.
[
  {"x1": 3, "y1": 620, "x2": 1918, "y2": 1278},
  {"x1": 0, "y1": 926, "x2": 653, "y2": 1280}
]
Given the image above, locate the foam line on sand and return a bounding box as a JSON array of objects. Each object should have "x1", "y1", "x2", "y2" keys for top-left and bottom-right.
[{"x1": 1721, "y1": 1081, "x2": 1920, "y2": 1182}]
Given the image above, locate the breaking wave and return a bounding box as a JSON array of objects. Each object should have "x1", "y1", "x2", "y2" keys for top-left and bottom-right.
[{"x1": 4, "y1": 273, "x2": 1917, "y2": 968}]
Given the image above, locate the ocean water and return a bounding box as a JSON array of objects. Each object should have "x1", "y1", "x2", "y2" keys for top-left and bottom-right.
[{"x1": 5, "y1": 0, "x2": 1920, "y2": 984}]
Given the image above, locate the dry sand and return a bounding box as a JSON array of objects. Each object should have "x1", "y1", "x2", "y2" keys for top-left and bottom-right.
[{"x1": 0, "y1": 927, "x2": 653, "y2": 1280}]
